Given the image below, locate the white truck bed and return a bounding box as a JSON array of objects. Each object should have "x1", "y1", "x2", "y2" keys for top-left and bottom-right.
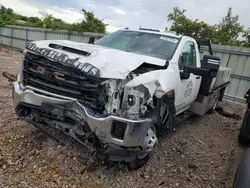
[
  {"x1": 189, "y1": 66, "x2": 231, "y2": 116},
  {"x1": 211, "y1": 67, "x2": 231, "y2": 91}
]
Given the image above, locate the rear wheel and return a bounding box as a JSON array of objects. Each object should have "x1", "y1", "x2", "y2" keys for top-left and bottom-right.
[
  {"x1": 125, "y1": 125, "x2": 157, "y2": 170},
  {"x1": 238, "y1": 133, "x2": 250, "y2": 146},
  {"x1": 238, "y1": 108, "x2": 250, "y2": 146}
]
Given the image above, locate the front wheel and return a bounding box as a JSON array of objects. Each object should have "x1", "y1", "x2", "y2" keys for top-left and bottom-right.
[{"x1": 125, "y1": 125, "x2": 157, "y2": 170}]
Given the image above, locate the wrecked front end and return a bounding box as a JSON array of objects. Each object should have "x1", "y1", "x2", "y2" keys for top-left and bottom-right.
[{"x1": 13, "y1": 46, "x2": 159, "y2": 163}]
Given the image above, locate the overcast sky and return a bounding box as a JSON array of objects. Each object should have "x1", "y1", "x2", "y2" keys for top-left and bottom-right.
[{"x1": 1, "y1": 0, "x2": 250, "y2": 32}]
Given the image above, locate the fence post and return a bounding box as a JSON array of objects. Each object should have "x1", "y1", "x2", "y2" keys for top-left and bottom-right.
[
  {"x1": 68, "y1": 32, "x2": 70, "y2": 40},
  {"x1": 0, "y1": 27, "x2": 2, "y2": 44},
  {"x1": 10, "y1": 27, "x2": 13, "y2": 48},
  {"x1": 226, "y1": 54, "x2": 231, "y2": 67},
  {"x1": 25, "y1": 28, "x2": 28, "y2": 45},
  {"x1": 44, "y1": 30, "x2": 47, "y2": 40}
]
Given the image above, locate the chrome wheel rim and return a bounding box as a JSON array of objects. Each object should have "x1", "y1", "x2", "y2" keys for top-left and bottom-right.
[{"x1": 137, "y1": 126, "x2": 158, "y2": 159}]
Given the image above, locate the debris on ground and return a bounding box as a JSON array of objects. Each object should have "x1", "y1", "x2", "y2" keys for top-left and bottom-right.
[
  {"x1": 0, "y1": 46, "x2": 11, "y2": 53},
  {"x1": 216, "y1": 105, "x2": 242, "y2": 120},
  {"x1": 2, "y1": 71, "x2": 17, "y2": 82}
]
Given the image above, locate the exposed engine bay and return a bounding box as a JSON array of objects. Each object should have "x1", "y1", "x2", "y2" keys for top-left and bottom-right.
[{"x1": 103, "y1": 71, "x2": 156, "y2": 120}]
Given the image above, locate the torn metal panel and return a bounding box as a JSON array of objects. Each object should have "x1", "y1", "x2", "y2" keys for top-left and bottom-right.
[
  {"x1": 125, "y1": 65, "x2": 180, "y2": 98},
  {"x1": 103, "y1": 79, "x2": 126, "y2": 115}
]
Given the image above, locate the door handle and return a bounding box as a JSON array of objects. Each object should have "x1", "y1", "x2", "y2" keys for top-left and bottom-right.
[{"x1": 196, "y1": 76, "x2": 201, "y2": 79}]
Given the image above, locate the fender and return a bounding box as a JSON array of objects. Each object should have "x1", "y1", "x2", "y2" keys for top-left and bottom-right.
[{"x1": 125, "y1": 65, "x2": 180, "y2": 99}]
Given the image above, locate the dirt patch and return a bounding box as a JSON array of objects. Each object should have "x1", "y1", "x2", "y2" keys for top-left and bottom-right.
[
  {"x1": 0, "y1": 51, "x2": 247, "y2": 188},
  {"x1": 0, "y1": 46, "x2": 12, "y2": 54}
]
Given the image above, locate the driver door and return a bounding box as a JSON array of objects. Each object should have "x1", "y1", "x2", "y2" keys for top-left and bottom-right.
[{"x1": 176, "y1": 41, "x2": 201, "y2": 112}]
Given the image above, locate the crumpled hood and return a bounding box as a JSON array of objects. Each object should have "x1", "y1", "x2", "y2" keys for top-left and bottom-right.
[{"x1": 29, "y1": 40, "x2": 167, "y2": 79}]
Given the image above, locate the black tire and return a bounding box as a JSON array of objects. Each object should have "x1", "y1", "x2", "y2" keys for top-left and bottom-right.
[
  {"x1": 125, "y1": 154, "x2": 150, "y2": 170},
  {"x1": 125, "y1": 95, "x2": 175, "y2": 170},
  {"x1": 238, "y1": 108, "x2": 250, "y2": 146},
  {"x1": 238, "y1": 133, "x2": 250, "y2": 146},
  {"x1": 125, "y1": 125, "x2": 157, "y2": 170}
]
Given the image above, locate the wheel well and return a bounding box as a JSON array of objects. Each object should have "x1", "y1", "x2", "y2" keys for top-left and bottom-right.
[{"x1": 155, "y1": 90, "x2": 176, "y2": 135}]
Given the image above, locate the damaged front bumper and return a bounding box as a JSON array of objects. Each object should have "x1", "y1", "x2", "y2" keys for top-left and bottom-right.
[{"x1": 13, "y1": 82, "x2": 152, "y2": 161}]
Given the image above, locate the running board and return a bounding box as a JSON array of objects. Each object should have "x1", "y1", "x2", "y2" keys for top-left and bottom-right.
[{"x1": 176, "y1": 111, "x2": 193, "y2": 124}]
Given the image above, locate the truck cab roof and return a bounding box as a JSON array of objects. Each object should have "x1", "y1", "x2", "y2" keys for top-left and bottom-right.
[
  {"x1": 119, "y1": 29, "x2": 183, "y2": 39},
  {"x1": 119, "y1": 29, "x2": 199, "y2": 44}
]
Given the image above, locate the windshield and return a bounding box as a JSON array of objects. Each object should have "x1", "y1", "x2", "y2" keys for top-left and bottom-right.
[{"x1": 95, "y1": 30, "x2": 179, "y2": 60}]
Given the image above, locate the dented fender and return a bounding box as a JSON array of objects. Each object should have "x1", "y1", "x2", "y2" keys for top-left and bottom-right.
[{"x1": 125, "y1": 66, "x2": 180, "y2": 98}]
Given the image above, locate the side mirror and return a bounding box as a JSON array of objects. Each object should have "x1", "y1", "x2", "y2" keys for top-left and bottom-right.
[
  {"x1": 184, "y1": 66, "x2": 210, "y2": 76},
  {"x1": 180, "y1": 72, "x2": 190, "y2": 80},
  {"x1": 88, "y1": 36, "x2": 95, "y2": 44},
  {"x1": 178, "y1": 54, "x2": 185, "y2": 70}
]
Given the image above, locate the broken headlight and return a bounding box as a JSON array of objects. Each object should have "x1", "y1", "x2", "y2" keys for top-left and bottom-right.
[
  {"x1": 122, "y1": 85, "x2": 150, "y2": 119},
  {"x1": 127, "y1": 95, "x2": 136, "y2": 106}
]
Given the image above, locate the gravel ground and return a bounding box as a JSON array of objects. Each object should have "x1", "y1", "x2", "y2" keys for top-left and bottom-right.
[{"x1": 0, "y1": 50, "x2": 247, "y2": 188}]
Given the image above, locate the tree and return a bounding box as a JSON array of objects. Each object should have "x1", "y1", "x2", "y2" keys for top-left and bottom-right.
[
  {"x1": 0, "y1": 5, "x2": 17, "y2": 26},
  {"x1": 214, "y1": 8, "x2": 244, "y2": 45},
  {"x1": 242, "y1": 29, "x2": 250, "y2": 47},
  {"x1": 167, "y1": 7, "x2": 187, "y2": 26},
  {"x1": 0, "y1": 5, "x2": 106, "y2": 33},
  {"x1": 26, "y1": 17, "x2": 43, "y2": 28},
  {"x1": 167, "y1": 7, "x2": 216, "y2": 40},
  {"x1": 42, "y1": 15, "x2": 56, "y2": 29},
  {"x1": 167, "y1": 7, "x2": 248, "y2": 46},
  {"x1": 73, "y1": 9, "x2": 106, "y2": 33}
]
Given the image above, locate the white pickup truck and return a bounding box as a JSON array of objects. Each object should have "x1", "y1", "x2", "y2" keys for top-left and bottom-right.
[{"x1": 13, "y1": 28, "x2": 231, "y2": 169}]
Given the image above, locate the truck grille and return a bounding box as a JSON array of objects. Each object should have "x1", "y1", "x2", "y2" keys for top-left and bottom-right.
[{"x1": 22, "y1": 52, "x2": 107, "y2": 111}]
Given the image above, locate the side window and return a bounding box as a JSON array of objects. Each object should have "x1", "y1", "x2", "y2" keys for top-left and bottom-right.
[{"x1": 178, "y1": 41, "x2": 197, "y2": 70}]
